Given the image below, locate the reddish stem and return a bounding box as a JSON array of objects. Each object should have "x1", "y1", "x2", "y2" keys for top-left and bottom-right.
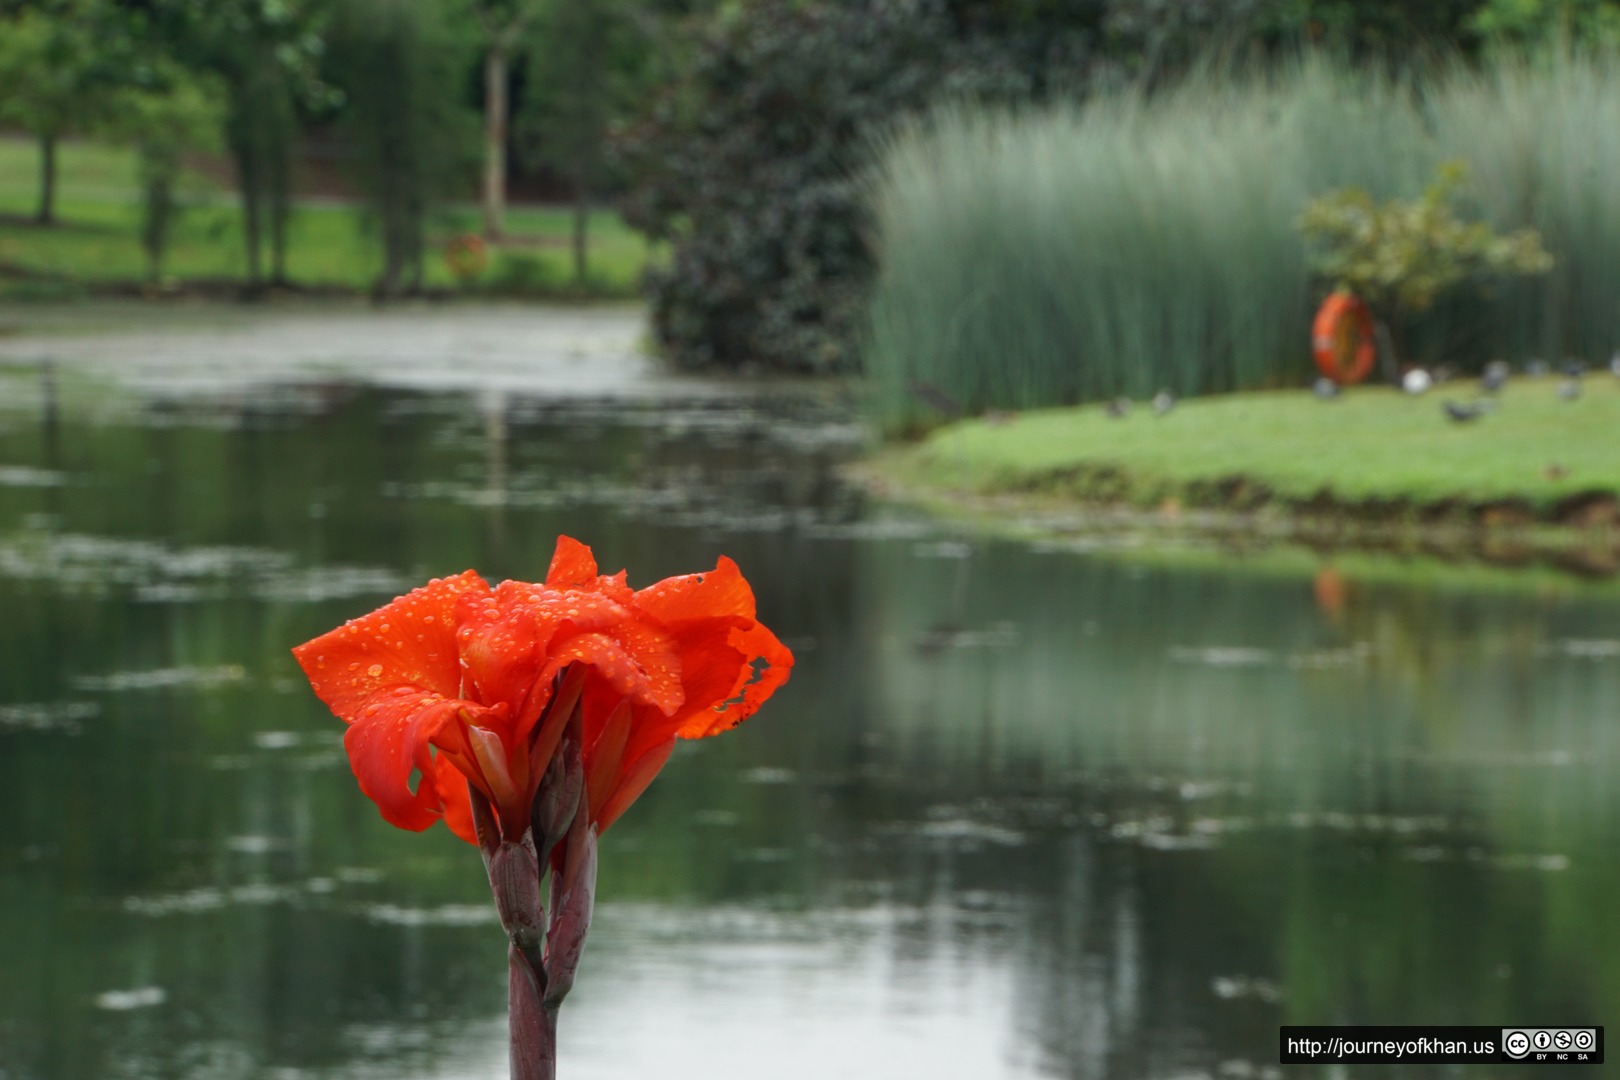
[{"x1": 472, "y1": 673, "x2": 597, "y2": 1080}]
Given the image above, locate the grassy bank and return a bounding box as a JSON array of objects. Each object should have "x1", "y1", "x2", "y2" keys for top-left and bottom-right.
[
  {"x1": 863, "y1": 50, "x2": 1620, "y2": 433},
  {"x1": 869, "y1": 379, "x2": 1620, "y2": 540},
  {"x1": 0, "y1": 137, "x2": 658, "y2": 298}
]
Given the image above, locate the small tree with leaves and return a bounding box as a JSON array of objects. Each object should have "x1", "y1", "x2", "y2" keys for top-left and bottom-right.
[
  {"x1": 1299, "y1": 160, "x2": 1554, "y2": 378},
  {"x1": 107, "y1": 64, "x2": 222, "y2": 285},
  {"x1": 0, "y1": 2, "x2": 131, "y2": 225}
]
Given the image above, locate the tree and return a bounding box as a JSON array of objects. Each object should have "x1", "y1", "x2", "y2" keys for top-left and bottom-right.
[
  {"x1": 329, "y1": 0, "x2": 474, "y2": 296},
  {"x1": 146, "y1": 0, "x2": 329, "y2": 290},
  {"x1": 0, "y1": 2, "x2": 127, "y2": 224},
  {"x1": 109, "y1": 64, "x2": 223, "y2": 284},
  {"x1": 1468, "y1": 0, "x2": 1620, "y2": 44},
  {"x1": 1299, "y1": 161, "x2": 1555, "y2": 375},
  {"x1": 469, "y1": 0, "x2": 547, "y2": 239},
  {"x1": 521, "y1": 0, "x2": 622, "y2": 283}
]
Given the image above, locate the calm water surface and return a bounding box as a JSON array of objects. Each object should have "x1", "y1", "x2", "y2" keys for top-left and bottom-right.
[{"x1": 0, "y1": 312, "x2": 1616, "y2": 1080}]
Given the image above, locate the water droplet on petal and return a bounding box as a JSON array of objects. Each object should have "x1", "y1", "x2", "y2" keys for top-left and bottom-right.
[{"x1": 367, "y1": 664, "x2": 384, "y2": 677}]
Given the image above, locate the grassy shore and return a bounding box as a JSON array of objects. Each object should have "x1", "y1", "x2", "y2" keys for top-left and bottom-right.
[
  {"x1": 0, "y1": 137, "x2": 657, "y2": 298},
  {"x1": 869, "y1": 379, "x2": 1620, "y2": 537}
]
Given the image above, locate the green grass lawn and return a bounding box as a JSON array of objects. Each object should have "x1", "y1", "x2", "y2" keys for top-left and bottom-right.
[
  {"x1": 884, "y1": 380, "x2": 1620, "y2": 512},
  {"x1": 0, "y1": 136, "x2": 658, "y2": 296}
]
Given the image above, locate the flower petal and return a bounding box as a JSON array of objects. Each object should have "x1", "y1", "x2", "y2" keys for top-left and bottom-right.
[
  {"x1": 634, "y1": 556, "x2": 793, "y2": 738},
  {"x1": 677, "y1": 620, "x2": 794, "y2": 739},
  {"x1": 454, "y1": 585, "x2": 548, "y2": 738},
  {"x1": 634, "y1": 555, "x2": 757, "y2": 625},
  {"x1": 340, "y1": 693, "x2": 468, "y2": 831},
  {"x1": 584, "y1": 698, "x2": 633, "y2": 824},
  {"x1": 594, "y1": 736, "x2": 676, "y2": 832},
  {"x1": 293, "y1": 571, "x2": 489, "y2": 718},
  {"x1": 546, "y1": 623, "x2": 683, "y2": 716},
  {"x1": 433, "y1": 752, "x2": 478, "y2": 845},
  {"x1": 546, "y1": 536, "x2": 599, "y2": 589}
]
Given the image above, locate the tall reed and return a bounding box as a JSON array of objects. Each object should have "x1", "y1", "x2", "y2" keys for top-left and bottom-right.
[{"x1": 862, "y1": 51, "x2": 1620, "y2": 433}]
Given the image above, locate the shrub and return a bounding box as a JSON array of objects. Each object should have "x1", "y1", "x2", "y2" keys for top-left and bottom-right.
[{"x1": 1300, "y1": 160, "x2": 1554, "y2": 371}]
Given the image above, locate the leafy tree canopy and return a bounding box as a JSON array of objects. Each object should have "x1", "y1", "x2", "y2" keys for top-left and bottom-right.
[{"x1": 1299, "y1": 160, "x2": 1554, "y2": 315}]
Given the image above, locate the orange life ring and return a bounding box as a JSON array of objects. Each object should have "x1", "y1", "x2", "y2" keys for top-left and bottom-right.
[{"x1": 1311, "y1": 292, "x2": 1376, "y2": 385}]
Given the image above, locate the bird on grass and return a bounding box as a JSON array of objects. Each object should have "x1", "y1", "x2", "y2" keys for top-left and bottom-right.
[
  {"x1": 1481, "y1": 360, "x2": 1510, "y2": 393},
  {"x1": 1442, "y1": 400, "x2": 1493, "y2": 423},
  {"x1": 1104, "y1": 397, "x2": 1131, "y2": 418},
  {"x1": 1312, "y1": 377, "x2": 1341, "y2": 400},
  {"x1": 1609, "y1": 352, "x2": 1620, "y2": 377},
  {"x1": 1402, "y1": 368, "x2": 1432, "y2": 394},
  {"x1": 1562, "y1": 358, "x2": 1588, "y2": 379},
  {"x1": 1152, "y1": 390, "x2": 1176, "y2": 415},
  {"x1": 1525, "y1": 357, "x2": 1551, "y2": 377},
  {"x1": 1558, "y1": 378, "x2": 1581, "y2": 402}
]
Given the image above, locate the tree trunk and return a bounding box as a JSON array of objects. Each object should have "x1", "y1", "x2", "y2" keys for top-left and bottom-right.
[
  {"x1": 484, "y1": 45, "x2": 509, "y2": 240},
  {"x1": 36, "y1": 133, "x2": 57, "y2": 226},
  {"x1": 572, "y1": 183, "x2": 588, "y2": 285},
  {"x1": 269, "y1": 153, "x2": 291, "y2": 287},
  {"x1": 241, "y1": 186, "x2": 264, "y2": 293}
]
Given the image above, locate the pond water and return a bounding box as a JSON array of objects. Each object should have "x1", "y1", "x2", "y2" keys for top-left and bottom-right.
[{"x1": 0, "y1": 309, "x2": 1616, "y2": 1080}]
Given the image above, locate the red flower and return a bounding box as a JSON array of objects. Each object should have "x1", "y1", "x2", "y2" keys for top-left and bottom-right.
[{"x1": 292, "y1": 537, "x2": 792, "y2": 844}]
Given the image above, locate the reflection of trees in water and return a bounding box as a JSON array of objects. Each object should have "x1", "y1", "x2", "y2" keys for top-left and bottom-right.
[
  {"x1": 837, "y1": 540, "x2": 1620, "y2": 1075},
  {"x1": 860, "y1": 540, "x2": 1620, "y2": 837}
]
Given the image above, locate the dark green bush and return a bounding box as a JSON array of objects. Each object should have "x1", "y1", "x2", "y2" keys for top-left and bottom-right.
[{"x1": 613, "y1": 0, "x2": 1111, "y2": 375}]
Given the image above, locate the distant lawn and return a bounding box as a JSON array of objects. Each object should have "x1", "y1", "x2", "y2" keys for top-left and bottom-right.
[
  {"x1": 881, "y1": 381, "x2": 1620, "y2": 514},
  {"x1": 0, "y1": 136, "x2": 658, "y2": 296}
]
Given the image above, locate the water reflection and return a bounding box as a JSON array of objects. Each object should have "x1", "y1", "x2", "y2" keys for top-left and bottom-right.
[{"x1": 0, "y1": 359, "x2": 1616, "y2": 1079}]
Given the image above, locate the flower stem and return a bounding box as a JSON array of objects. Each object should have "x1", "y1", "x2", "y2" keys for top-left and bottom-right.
[
  {"x1": 473, "y1": 689, "x2": 598, "y2": 1080},
  {"x1": 508, "y1": 943, "x2": 557, "y2": 1080}
]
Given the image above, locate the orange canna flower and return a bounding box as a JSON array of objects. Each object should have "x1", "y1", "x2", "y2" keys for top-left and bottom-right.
[{"x1": 292, "y1": 536, "x2": 792, "y2": 844}]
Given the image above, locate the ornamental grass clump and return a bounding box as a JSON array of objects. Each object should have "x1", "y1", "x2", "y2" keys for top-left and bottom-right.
[
  {"x1": 293, "y1": 536, "x2": 792, "y2": 1079},
  {"x1": 862, "y1": 59, "x2": 1428, "y2": 434},
  {"x1": 1427, "y1": 48, "x2": 1620, "y2": 363}
]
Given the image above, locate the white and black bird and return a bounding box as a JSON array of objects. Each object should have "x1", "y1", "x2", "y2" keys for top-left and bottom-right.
[
  {"x1": 1481, "y1": 360, "x2": 1511, "y2": 393},
  {"x1": 1562, "y1": 358, "x2": 1588, "y2": 379},
  {"x1": 1558, "y1": 378, "x2": 1581, "y2": 402},
  {"x1": 1152, "y1": 390, "x2": 1176, "y2": 415},
  {"x1": 1312, "y1": 377, "x2": 1341, "y2": 400},
  {"x1": 1104, "y1": 397, "x2": 1131, "y2": 418}
]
